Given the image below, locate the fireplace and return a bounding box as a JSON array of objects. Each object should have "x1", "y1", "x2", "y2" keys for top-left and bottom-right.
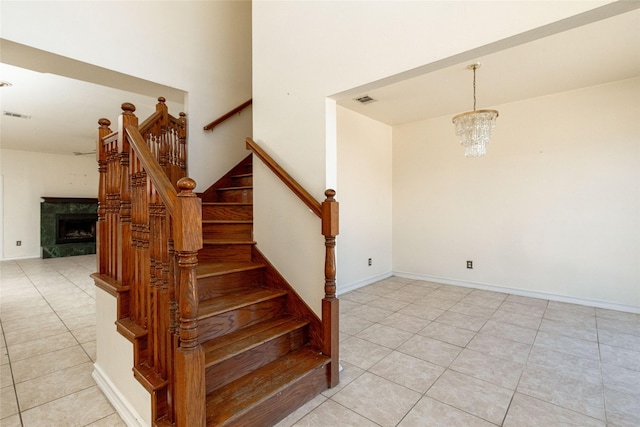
[
  {"x1": 41, "y1": 197, "x2": 98, "y2": 258},
  {"x1": 56, "y1": 214, "x2": 97, "y2": 244}
]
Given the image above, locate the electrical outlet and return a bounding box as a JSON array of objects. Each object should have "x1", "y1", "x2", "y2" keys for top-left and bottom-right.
[
  {"x1": 16, "y1": 240, "x2": 22, "y2": 246},
  {"x1": 467, "y1": 260, "x2": 473, "y2": 269},
  {"x1": 368, "y1": 258, "x2": 372, "y2": 266}
]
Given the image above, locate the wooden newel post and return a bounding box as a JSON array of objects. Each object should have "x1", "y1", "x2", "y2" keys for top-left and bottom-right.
[
  {"x1": 321, "y1": 189, "x2": 340, "y2": 387},
  {"x1": 97, "y1": 118, "x2": 111, "y2": 275},
  {"x1": 118, "y1": 103, "x2": 138, "y2": 286},
  {"x1": 173, "y1": 177, "x2": 205, "y2": 427}
]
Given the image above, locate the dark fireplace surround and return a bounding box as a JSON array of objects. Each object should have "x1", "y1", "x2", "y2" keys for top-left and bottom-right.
[{"x1": 41, "y1": 197, "x2": 98, "y2": 258}]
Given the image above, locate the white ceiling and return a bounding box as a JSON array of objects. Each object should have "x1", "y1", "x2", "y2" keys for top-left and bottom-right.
[
  {"x1": 0, "y1": 40, "x2": 185, "y2": 157},
  {"x1": 1, "y1": 4, "x2": 639, "y2": 157},
  {"x1": 334, "y1": 6, "x2": 640, "y2": 126}
]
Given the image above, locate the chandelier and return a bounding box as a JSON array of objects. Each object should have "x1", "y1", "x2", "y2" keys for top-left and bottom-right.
[{"x1": 452, "y1": 63, "x2": 499, "y2": 157}]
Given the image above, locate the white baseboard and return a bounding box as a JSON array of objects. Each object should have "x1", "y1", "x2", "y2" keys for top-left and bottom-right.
[
  {"x1": 393, "y1": 271, "x2": 640, "y2": 314},
  {"x1": 337, "y1": 271, "x2": 393, "y2": 295},
  {"x1": 92, "y1": 364, "x2": 146, "y2": 427}
]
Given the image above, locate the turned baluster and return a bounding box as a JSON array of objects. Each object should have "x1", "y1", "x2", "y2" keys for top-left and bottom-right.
[
  {"x1": 321, "y1": 189, "x2": 339, "y2": 387},
  {"x1": 96, "y1": 118, "x2": 111, "y2": 275}
]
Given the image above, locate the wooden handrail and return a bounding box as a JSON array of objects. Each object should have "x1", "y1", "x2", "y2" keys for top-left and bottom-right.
[
  {"x1": 125, "y1": 125, "x2": 177, "y2": 215},
  {"x1": 203, "y1": 99, "x2": 252, "y2": 131},
  {"x1": 245, "y1": 137, "x2": 322, "y2": 217}
]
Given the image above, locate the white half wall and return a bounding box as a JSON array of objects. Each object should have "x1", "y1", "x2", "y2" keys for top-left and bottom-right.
[
  {"x1": 337, "y1": 106, "x2": 392, "y2": 292},
  {"x1": 0, "y1": 149, "x2": 98, "y2": 260},
  {"x1": 392, "y1": 78, "x2": 640, "y2": 309}
]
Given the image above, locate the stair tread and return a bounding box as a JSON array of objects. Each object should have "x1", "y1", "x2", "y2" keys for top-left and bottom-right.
[
  {"x1": 198, "y1": 287, "x2": 287, "y2": 320},
  {"x1": 205, "y1": 346, "x2": 330, "y2": 425},
  {"x1": 202, "y1": 220, "x2": 253, "y2": 224},
  {"x1": 202, "y1": 239, "x2": 256, "y2": 245},
  {"x1": 217, "y1": 186, "x2": 252, "y2": 191},
  {"x1": 204, "y1": 316, "x2": 308, "y2": 366},
  {"x1": 196, "y1": 261, "x2": 264, "y2": 277}
]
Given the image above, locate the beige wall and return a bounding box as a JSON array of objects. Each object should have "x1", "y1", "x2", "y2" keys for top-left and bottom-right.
[
  {"x1": 337, "y1": 106, "x2": 393, "y2": 292},
  {"x1": 393, "y1": 78, "x2": 640, "y2": 310}
]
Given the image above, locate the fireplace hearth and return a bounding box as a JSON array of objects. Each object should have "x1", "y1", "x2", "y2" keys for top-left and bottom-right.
[{"x1": 41, "y1": 197, "x2": 98, "y2": 258}]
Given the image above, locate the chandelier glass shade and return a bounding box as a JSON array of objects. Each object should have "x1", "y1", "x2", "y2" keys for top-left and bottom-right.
[{"x1": 452, "y1": 64, "x2": 498, "y2": 157}]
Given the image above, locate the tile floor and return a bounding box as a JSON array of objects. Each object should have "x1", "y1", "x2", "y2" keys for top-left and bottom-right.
[{"x1": 1, "y1": 255, "x2": 639, "y2": 426}]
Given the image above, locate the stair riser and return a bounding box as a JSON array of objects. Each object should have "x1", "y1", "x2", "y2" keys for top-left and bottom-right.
[
  {"x1": 217, "y1": 365, "x2": 329, "y2": 427},
  {"x1": 198, "y1": 268, "x2": 264, "y2": 300},
  {"x1": 205, "y1": 326, "x2": 308, "y2": 394},
  {"x1": 202, "y1": 223, "x2": 252, "y2": 241},
  {"x1": 231, "y1": 176, "x2": 253, "y2": 187},
  {"x1": 202, "y1": 204, "x2": 252, "y2": 221},
  {"x1": 199, "y1": 297, "x2": 286, "y2": 342},
  {"x1": 198, "y1": 243, "x2": 253, "y2": 264},
  {"x1": 217, "y1": 189, "x2": 252, "y2": 203}
]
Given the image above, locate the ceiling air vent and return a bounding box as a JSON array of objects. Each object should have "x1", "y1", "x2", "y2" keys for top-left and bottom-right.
[
  {"x1": 3, "y1": 111, "x2": 32, "y2": 119},
  {"x1": 355, "y1": 95, "x2": 376, "y2": 104}
]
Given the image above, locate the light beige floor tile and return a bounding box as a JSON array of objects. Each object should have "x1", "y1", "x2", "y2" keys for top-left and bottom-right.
[
  {"x1": 7, "y1": 331, "x2": 78, "y2": 362},
  {"x1": 466, "y1": 332, "x2": 532, "y2": 363},
  {"x1": 16, "y1": 361, "x2": 95, "y2": 410},
  {"x1": 500, "y1": 300, "x2": 546, "y2": 318},
  {"x1": 503, "y1": 392, "x2": 605, "y2": 427},
  {"x1": 428, "y1": 289, "x2": 467, "y2": 302},
  {"x1": 340, "y1": 336, "x2": 392, "y2": 370},
  {"x1": 338, "y1": 299, "x2": 361, "y2": 315},
  {"x1": 418, "y1": 321, "x2": 476, "y2": 347},
  {"x1": 348, "y1": 304, "x2": 392, "y2": 323},
  {"x1": 601, "y1": 363, "x2": 640, "y2": 396},
  {"x1": 597, "y1": 317, "x2": 640, "y2": 338},
  {"x1": 398, "y1": 334, "x2": 462, "y2": 367},
  {"x1": 366, "y1": 296, "x2": 411, "y2": 312},
  {"x1": 3, "y1": 319, "x2": 68, "y2": 346},
  {"x1": 597, "y1": 328, "x2": 640, "y2": 353},
  {"x1": 450, "y1": 348, "x2": 524, "y2": 389},
  {"x1": 356, "y1": 323, "x2": 413, "y2": 349},
  {"x1": 547, "y1": 301, "x2": 595, "y2": 316},
  {"x1": 340, "y1": 291, "x2": 379, "y2": 305},
  {"x1": 332, "y1": 372, "x2": 420, "y2": 427},
  {"x1": 1, "y1": 364, "x2": 14, "y2": 388},
  {"x1": 539, "y1": 317, "x2": 597, "y2": 342},
  {"x1": 517, "y1": 363, "x2": 605, "y2": 420},
  {"x1": 527, "y1": 346, "x2": 601, "y2": 385},
  {"x1": 434, "y1": 311, "x2": 487, "y2": 332},
  {"x1": 397, "y1": 303, "x2": 444, "y2": 321},
  {"x1": 292, "y1": 399, "x2": 378, "y2": 427},
  {"x1": 339, "y1": 314, "x2": 374, "y2": 336},
  {"x1": 378, "y1": 312, "x2": 432, "y2": 333},
  {"x1": 274, "y1": 394, "x2": 326, "y2": 427},
  {"x1": 412, "y1": 296, "x2": 458, "y2": 310},
  {"x1": 479, "y1": 319, "x2": 537, "y2": 344},
  {"x1": 321, "y1": 361, "x2": 364, "y2": 398},
  {"x1": 398, "y1": 396, "x2": 495, "y2": 427},
  {"x1": 596, "y1": 308, "x2": 640, "y2": 323},
  {"x1": 0, "y1": 413, "x2": 21, "y2": 426},
  {"x1": 84, "y1": 412, "x2": 128, "y2": 426},
  {"x1": 11, "y1": 345, "x2": 90, "y2": 383},
  {"x1": 81, "y1": 341, "x2": 97, "y2": 362},
  {"x1": 62, "y1": 313, "x2": 96, "y2": 331},
  {"x1": 449, "y1": 301, "x2": 496, "y2": 319},
  {"x1": 461, "y1": 293, "x2": 506, "y2": 309},
  {"x1": 0, "y1": 312, "x2": 62, "y2": 332},
  {"x1": 20, "y1": 385, "x2": 115, "y2": 427},
  {"x1": 369, "y1": 350, "x2": 443, "y2": 393},
  {"x1": 1, "y1": 385, "x2": 19, "y2": 419},
  {"x1": 71, "y1": 324, "x2": 96, "y2": 344},
  {"x1": 426, "y1": 370, "x2": 513, "y2": 425},
  {"x1": 600, "y1": 344, "x2": 640, "y2": 371},
  {"x1": 491, "y1": 309, "x2": 543, "y2": 330},
  {"x1": 604, "y1": 388, "x2": 640, "y2": 427},
  {"x1": 534, "y1": 331, "x2": 599, "y2": 361}
]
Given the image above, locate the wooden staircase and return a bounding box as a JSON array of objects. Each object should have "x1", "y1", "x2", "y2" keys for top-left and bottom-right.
[
  {"x1": 196, "y1": 155, "x2": 331, "y2": 426},
  {"x1": 93, "y1": 100, "x2": 338, "y2": 427}
]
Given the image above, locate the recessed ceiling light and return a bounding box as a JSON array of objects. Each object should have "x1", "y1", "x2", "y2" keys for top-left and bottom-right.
[{"x1": 0, "y1": 81, "x2": 12, "y2": 88}]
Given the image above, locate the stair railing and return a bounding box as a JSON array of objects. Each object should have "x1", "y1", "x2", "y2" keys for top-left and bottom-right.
[
  {"x1": 245, "y1": 137, "x2": 340, "y2": 387},
  {"x1": 95, "y1": 101, "x2": 205, "y2": 426},
  {"x1": 203, "y1": 98, "x2": 252, "y2": 131}
]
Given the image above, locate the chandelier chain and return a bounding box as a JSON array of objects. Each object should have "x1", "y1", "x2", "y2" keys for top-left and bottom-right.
[{"x1": 473, "y1": 65, "x2": 477, "y2": 111}]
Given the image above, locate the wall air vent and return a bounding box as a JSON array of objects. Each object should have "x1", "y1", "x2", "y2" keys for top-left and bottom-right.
[
  {"x1": 354, "y1": 95, "x2": 376, "y2": 104},
  {"x1": 3, "y1": 111, "x2": 32, "y2": 119}
]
